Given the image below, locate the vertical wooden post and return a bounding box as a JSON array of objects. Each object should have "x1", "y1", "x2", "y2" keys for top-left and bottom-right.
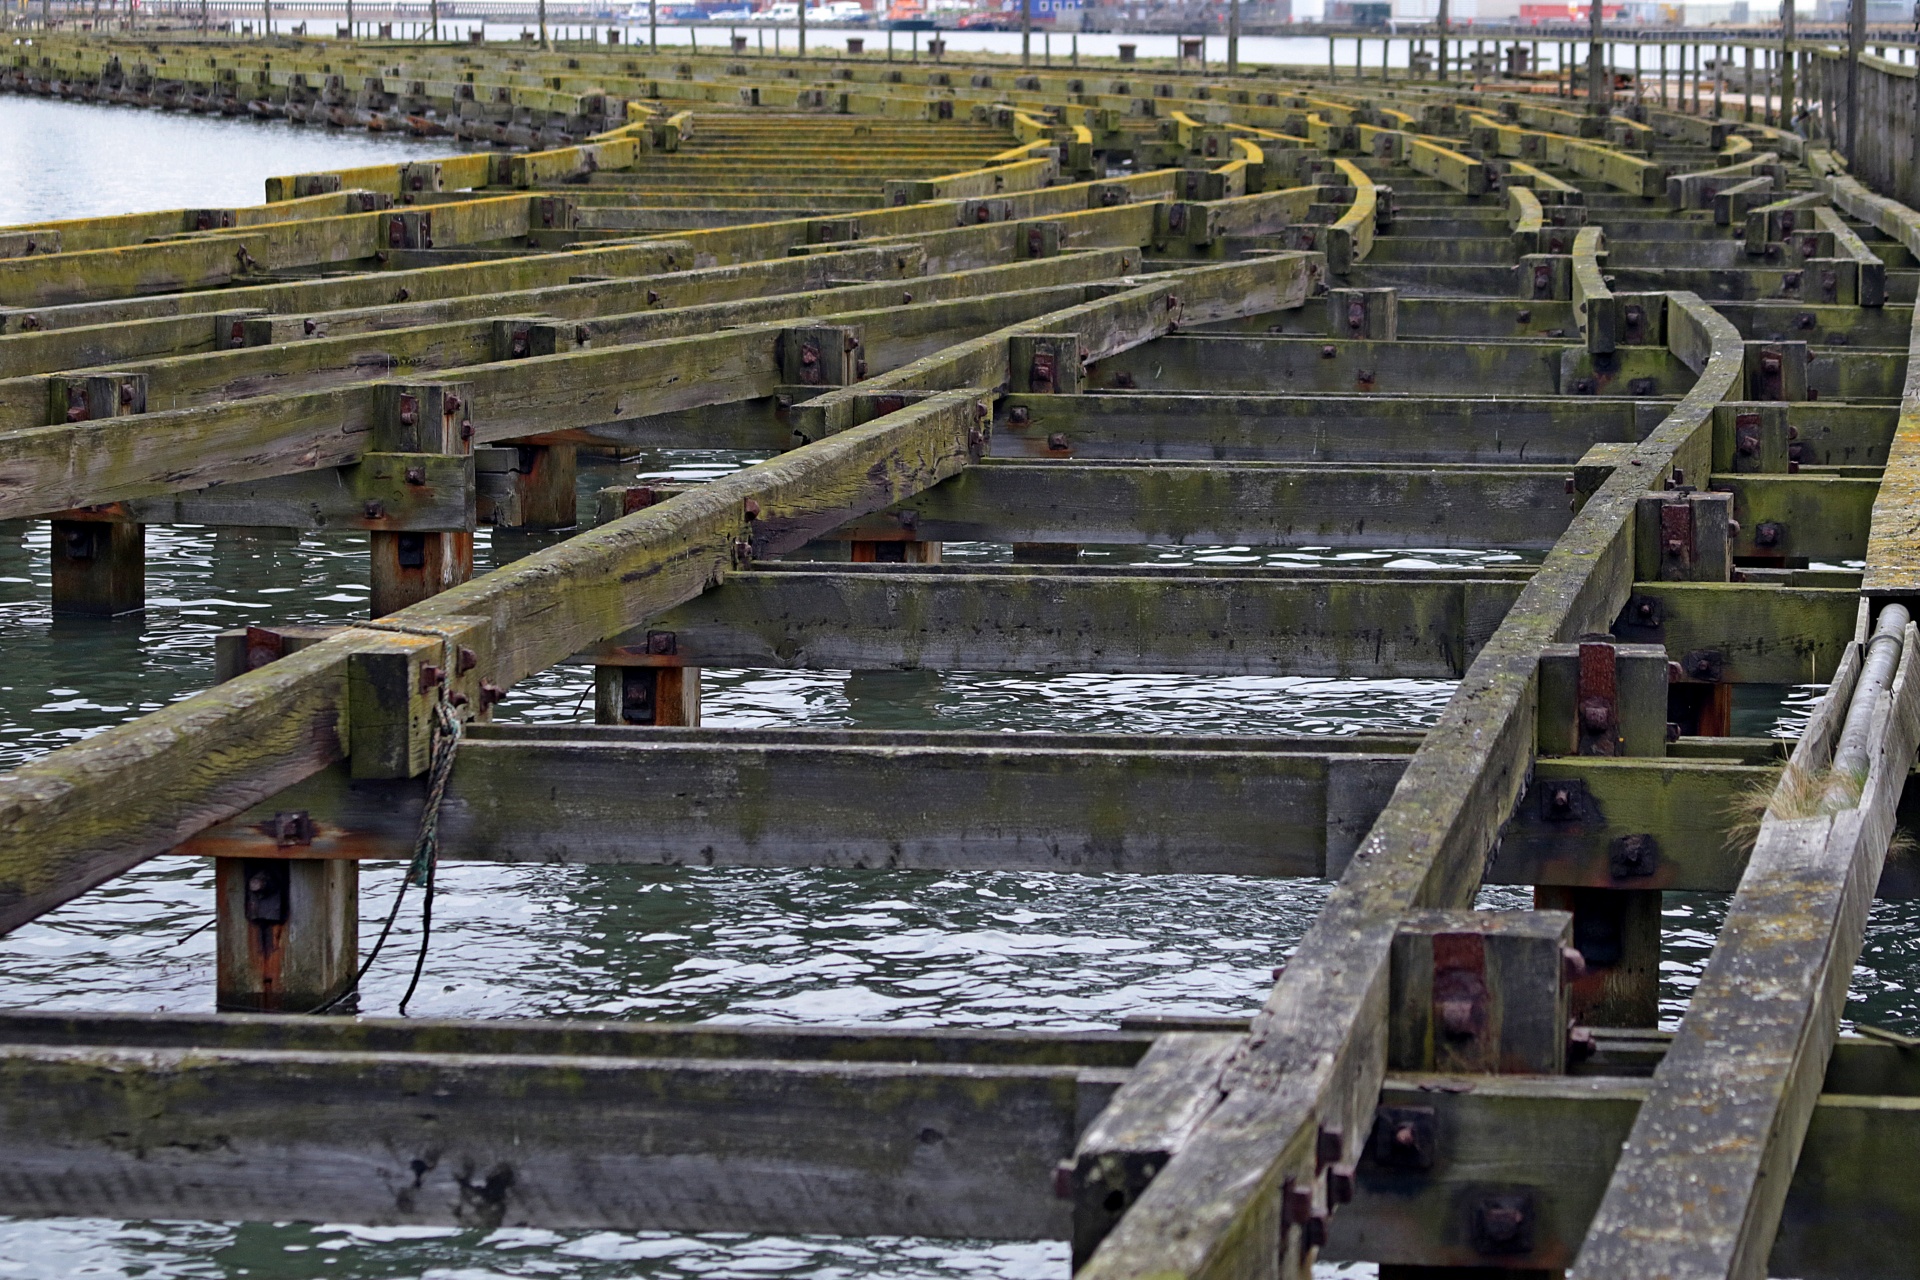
[
  {"x1": 1845, "y1": 0, "x2": 1864, "y2": 165},
  {"x1": 477, "y1": 444, "x2": 577, "y2": 530},
  {"x1": 1534, "y1": 639, "x2": 1669, "y2": 1028},
  {"x1": 211, "y1": 625, "x2": 357, "y2": 1013},
  {"x1": 48, "y1": 373, "x2": 147, "y2": 617},
  {"x1": 594, "y1": 663, "x2": 701, "y2": 725},
  {"x1": 369, "y1": 383, "x2": 475, "y2": 618},
  {"x1": 1437, "y1": 0, "x2": 1448, "y2": 82},
  {"x1": 1778, "y1": 0, "x2": 1795, "y2": 132},
  {"x1": 49, "y1": 516, "x2": 143, "y2": 617},
  {"x1": 1588, "y1": 0, "x2": 1605, "y2": 107},
  {"x1": 1226, "y1": 0, "x2": 1238, "y2": 75},
  {"x1": 1744, "y1": 45, "x2": 1755, "y2": 122}
]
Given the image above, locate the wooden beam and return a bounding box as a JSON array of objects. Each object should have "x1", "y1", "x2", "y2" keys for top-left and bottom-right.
[{"x1": 0, "y1": 1039, "x2": 1122, "y2": 1239}]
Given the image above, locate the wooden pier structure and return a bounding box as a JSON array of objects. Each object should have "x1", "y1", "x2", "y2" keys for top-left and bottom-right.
[{"x1": 5, "y1": 30, "x2": 1920, "y2": 1279}]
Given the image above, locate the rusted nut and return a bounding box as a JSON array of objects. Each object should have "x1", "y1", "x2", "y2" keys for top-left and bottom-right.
[
  {"x1": 1567, "y1": 1024, "x2": 1597, "y2": 1063},
  {"x1": 1047, "y1": 432, "x2": 1070, "y2": 452},
  {"x1": 646, "y1": 289, "x2": 661, "y2": 305},
  {"x1": 1007, "y1": 405, "x2": 1031, "y2": 426},
  {"x1": 1112, "y1": 371, "x2": 1135, "y2": 389},
  {"x1": 404, "y1": 467, "x2": 426, "y2": 486},
  {"x1": 1438, "y1": 996, "x2": 1481, "y2": 1040},
  {"x1": 395, "y1": 287, "x2": 410, "y2": 302},
  {"x1": 1302, "y1": 1211, "x2": 1329, "y2": 1249},
  {"x1": 901, "y1": 290, "x2": 914, "y2": 303},
  {"x1": 445, "y1": 394, "x2": 462, "y2": 413},
  {"x1": 1573, "y1": 376, "x2": 1597, "y2": 395},
  {"x1": 118, "y1": 383, "x2": 135, "y2": 407},
  {"x1": 303, "y1": 317, "x2": 318, "y2": 335},
  {"x1": 418, "y1": 663, "x2": 444, "y2": 693},
  {"x1": 1326, "y1": 1164, "x2": 1356, "y2": 1206},
  {"x1": 1578, "y1": 697, "x2": 1612, "y2": 734},
  {"x1": 1548, "y1": 786, "x2": 1574, "y2": 815},
  {"x1": 1564, "y1": 476, "x2": 1575, "y2": 495},
  {"x1": 478, "y1": 680, "x2": 506, "y2": 710},
  {"x1": 1471, "y1": 1194, "x2": 1534, "y2": 1256},
  {"x1": 1320, "y1": 344, "x2": 1338, "y2": 358},
  {"x1": 1783, "y1": 270, "x2": 1802, "y2": 288},
  {"x1": 1636, "y1": 600, "x2": 1656, "y2": 622},
  {"x1": 743, "y1": 498, "x2": 760, "y2": 519},
  {"x1": 456, "y1": 646, "x2": 477, "y2": 674},
  {"x1": 1755, "y1": 521, "x2": 1783, "y2": 548},
  {"x1": 364, "y1": 500, "x2": 386, "y2": 520},
  {"x1": 1516, "y1": 308, "x2": 1532, "y2": 323}
]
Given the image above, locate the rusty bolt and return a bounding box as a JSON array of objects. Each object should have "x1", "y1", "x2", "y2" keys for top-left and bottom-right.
[
  {"x1": 457, "y1": 647, "x2": 478, "y2": 674},
  {"x1": 1326, "y1": 1164, "x2": 1356, "y2": 1206},
  {"x1": 1755, "y1": 521, "x2": 1783, "y2": 548},
  {"x1": 1568, "y1": 1024, "x2": 1597, "y2": 1062},
  {"x1": 419, "y1": 664, "x2": 444, "y2": 692},
  {"x1": 1516, "y1": 308, "x2": 1533, "y2": 323},
  {"x1": 1565, "y1": 477, "x2": 1575, "y2": 495},
  {"x1": 902, "y1": 290, "x2": 914, "y2": 304},
  {"x1": 647, "y1": 289, "x2": 661, "y2": 305},
  {"x1": 1052, "y1": 1161, "x2": 1075, "y2": 1200},
  {"x1": 743, "y1": 498, "x2": 760, "y2": 519},
  {"x1": 1321, "y1": 344, "x2": 1338, "y2": 358},
  {"x1": 1356, "y1": 369, "x2": 1375, "y2": 386},
  {"x1": 1112, "y1": 371, "x2": 1136, "y2": 389},
  {"x1": 395, "y1": 287, "x2": 410, "y2": 302},
  {"x1": 1303, "y1": 1211, "x2": 1329, "y2": 1249},
  {"x1": 1008, "y1": 406, "x2": 1031, "y2": 426},
  {"x1": 1548, "y1": 786, "x2": 1574, "y2": 814},
  {"x1": 1047, "y1": 433, "x2": 1070, "y2": 452},
  {"x1": 478, "y1": 680, "x2": 506, "y2": 710},
  {"x1": 365, "y1": 500, "x2": 386, "y2": 520},
  {"x1": 1783, "y1": 270, "x2": 1802, "y2": 288},
  {"x1": 1579, "y1": 697, "x2": 1613, "y2": 734},
  {"x1": 1797, "y1": 312, "x2": 1817, "y2": 330}
]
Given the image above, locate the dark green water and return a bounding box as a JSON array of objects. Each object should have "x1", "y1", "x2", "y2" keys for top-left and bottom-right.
[{"x1": 1, "y1": 97, "x2": 1913, "y2": 1280}]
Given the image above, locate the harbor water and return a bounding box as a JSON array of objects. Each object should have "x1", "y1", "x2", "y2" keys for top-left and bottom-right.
[{"x1": 0, "y1": 96, "x2": 1913, "y2": 1280}]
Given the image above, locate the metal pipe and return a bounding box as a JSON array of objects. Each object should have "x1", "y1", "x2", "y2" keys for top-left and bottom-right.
[{"x1": 1824, "y1": 603, "x2": 1912, "y2": 810}]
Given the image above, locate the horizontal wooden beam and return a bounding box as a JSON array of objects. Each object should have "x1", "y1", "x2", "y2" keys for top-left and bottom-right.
[
  {"x1": 844, "y1": 461, "x2": 1574, "y2": 550},
  {"x1": 995, "y1": 392, "x2": 1663, "y2": 465},
  {"x1": 179, "y1": 727, "x2": 1412, "y2": 878},
  {"x1": 626, "y1": 565, "x2": 1525, "y2": 679},
  {"x1": 0, "y1": 1038, "x2": 1120, "y2": 1239}
]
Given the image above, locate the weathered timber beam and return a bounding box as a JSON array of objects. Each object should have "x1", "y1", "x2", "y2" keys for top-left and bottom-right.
[
  {"x1": 175, "y1": 729, "x2": 1411, "y2": 877},
  {"x1": 796, "y1": 254, "x2": 1324, "y2": 439},
  {"x1": 0, "y1": 251, "x2": 1139, "y2": 423},
  {"x1": 620, "y1": 565, "x2": 1524, "y2": 679},
  {"x1": 0, "y1": 393, "x2": 984, "y2": 933},
  {"x1": 841, "y1": 461, "x2": 1573, "y2": 550},
  {"x1": 1076, "y1": 293, "x2": 1746, "y2": 1280},
  {"x1": 0, "y1": 256, "x2": 1318, "y2": 520},
  {"x1": 1075, "y1": 333, "x2": 1693, "y2": 398},
  {"x1": 0, "y1": 242, "x2": 922, "y2": 374},
  {"x1": 0, "y1": 195, "x2": 539, "y2": 308},
  {"x1": 0, "y1": 1040, "x2": 1119, "y2": 1239},
  {"x1": 0, "y1": 1006, "x2": 1158, "y2": 1066},
  {"x1": 1323, "y1": 1073, "x2": 1920, "y2": 1279},
  {"x1": 1861, "y1": 281, "x2": 1920, "y2": 599},
  {"x1": 995, "y1": 393, "x2": 1665, "y2": 465}
]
